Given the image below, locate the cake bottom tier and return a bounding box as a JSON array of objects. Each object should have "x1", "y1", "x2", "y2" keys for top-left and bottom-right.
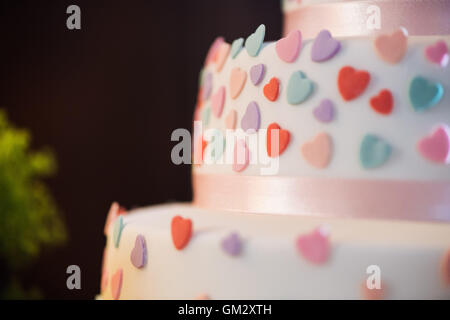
[{"x1": 100, "y1": 203, "x2": 450, "y2": 299}]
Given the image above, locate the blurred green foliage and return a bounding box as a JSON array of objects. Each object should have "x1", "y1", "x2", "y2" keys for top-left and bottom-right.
[{"x1": 0, "y1": 109, "x2": 66, "y2": 299}]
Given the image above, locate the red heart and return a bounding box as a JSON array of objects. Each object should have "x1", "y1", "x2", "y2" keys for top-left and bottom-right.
[
  {"x1": 338, "y1": 66, "x2": 370, "y2": 101},
  {"x1": 263, "y1": 77, "x2": 280, "y2": 102},
  {"x1": 370, "y1": 89, "x2": 393, "y2": 115},
  {"x1": 266, "y1": 122, "x2": 290, "y2": 157},
  {"x1": 171, "y1": 216, "x2": 192, "y2": 250}
]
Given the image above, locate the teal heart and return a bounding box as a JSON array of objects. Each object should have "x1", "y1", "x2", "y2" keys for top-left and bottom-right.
[
  {"x1": 113, "y1": 216, "x2": 125, "y2": 248},
  {"x1": 360, "y1": 134, "x2": 392, "y2": 169},
  {"x1": 209, "y1": 129, "x2": 225, "y2": 161},
  {"x1": 409, "y1": 76, "x2": 443, "y2": 112},
  {"x1": 287, "y1": 71, "x2": 314, "y2": 105},
  {"x1": 245, "y1": 24, "x2": 265, "y2": 57},
  {"x1": 202, "y1": 107, "x2": 211, "y2": 126},
  {"x1": 230, "y1": 38, "x2": 244, "y2": 59}
]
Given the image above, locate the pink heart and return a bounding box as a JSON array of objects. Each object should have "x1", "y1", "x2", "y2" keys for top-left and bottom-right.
[
  {"x1": 425, "y1": 40, "x2": 449, "y2": 67},
  {"x1": 417, "y1": 126, "x2": 449, "y2": 164},
  {"x1": 215, "y1": 43, "x2": 230, "y2": 72},
  {"x1": 211, "y1": 86, "x2": 225, "y2": 118},
  {"x1": 232, "y1": 139, "x2": 249, "y2": 172},
  {"x1": 374, "y1": 29, "x2": 407, "y2": 64},
  {"x1": 111, "y1": 269, "x2": 123, "y2": 300},
  {"x1": 276, "y1": 30, "x2": 302, "y2": 63},
  {"x1": 225, "y1": 109, "x2": 237, "y2": 129},
  {"x1": 229, "y1": 67, "x2": 247, "y2": 99},
  {"x1": 296, "y1": 226, "x2": 330, "y2": 264},
  {"x1": 300, "y1": 132, "x2": 333, "y2": 169}
]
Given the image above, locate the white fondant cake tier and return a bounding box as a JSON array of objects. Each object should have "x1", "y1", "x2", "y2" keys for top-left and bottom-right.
[
  {"x1": 99, "y1": 203, "x2": 450, "y2": 300},
  {"x1": 195, "y1": 35, "x2": 450, "y2": 180}
]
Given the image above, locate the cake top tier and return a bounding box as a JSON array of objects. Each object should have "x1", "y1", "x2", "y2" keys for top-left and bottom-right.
[{"x1": 282, "y1": 0, "x2": 450, "y2": 38}]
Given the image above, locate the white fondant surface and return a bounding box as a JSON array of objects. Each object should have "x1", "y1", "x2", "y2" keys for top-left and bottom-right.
[
  {"x1": 100, "y1": 203, "x2": 450, "y2": 299},
  {"x1": 195, "y1": 36, "x2": 450, "y2": 180}
]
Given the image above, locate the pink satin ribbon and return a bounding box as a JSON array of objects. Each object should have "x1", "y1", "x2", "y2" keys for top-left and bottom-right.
[
  {"x1": 284, "y1": 0, "x2": 450, "y2": 39},
  {"x1": 193, "y1": 174, "x2": 450, "y2": 223}
]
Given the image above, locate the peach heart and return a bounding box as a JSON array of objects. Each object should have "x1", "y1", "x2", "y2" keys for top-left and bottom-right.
[
  {"x1": 263, "y1": 77, "x2": 280, "y2": 102},
  {"x1": 215, "y1": 43, "x2": 230, "y2": 72},
  {"x1": 225, "y1": 109, "x2": 237, "y2": 129},
  {"x1": 417, "y1": 126, "x2": 450, "y2": 164},
  {"x1": 370, "y1": 89, "x2": 393, "y2": 115},
  {"x1": 266, "y1": 123, "x2": 290, "y2": 157},
  {"x1": 211, "y1": 86, "x2": 225, "y2": 118},
  {"x1": 361, "y1": 280, "x2": 386, "y2": 300},
  {"x1": 229, "y1": 67, "x2": 247, "y2": 99},
  {"x1": 374, "y1": 29, "x2": 407, "y2": 64},
  {"x1": 233, "y1": 139, "x2": 249, "y2": 172},
  {"x1": 296, "y1": 226, "x2": 330, "y2": 264},
  {"x1": 301, "y1": 132, "x2": 332, "y2": 169},
  {"x1": 171, "y1": 215, "x2": 193, "y2": 250},
  {"x1": 441, "y1": 249, "x2": 450, "y2": 286},
  {"x1": 111, "y1": 269, "x2": 123, "y2": 300},
  {"x1": 276, "y1": 30, "x2": 302, "y2": 63}
]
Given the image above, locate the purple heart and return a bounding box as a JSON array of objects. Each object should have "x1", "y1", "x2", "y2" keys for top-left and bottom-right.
[
  {"x1": 130, "y1": 234, "x2": 147, "y2": 269},
  {"x1": 313, "y1": 99, "x2": 335, "y2": 123},
  {"x1": 202, "y1": 72, "x2": 213, "y2": 100},
  {"x1": 221, "y1": 232, "x2": 242, "y2": 256},
  {"x1": 250, "y1": 64, "x2": 265, "y2": 85},
  {"x1": 241, "y1": 101, "x2": 260, "y2": 132},
  {"x1": 311, "y1": 30, "x2": 341, "y2": 62}
]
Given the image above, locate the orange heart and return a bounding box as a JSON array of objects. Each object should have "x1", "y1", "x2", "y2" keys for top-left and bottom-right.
[
  {"x1": 171, "y1": 216, "x2": 192, "y2": 250},
  {"x1": 374, "y1": 29, "x2": 407, "y2": 64},
  {"x1": 370, "y1": 89, "x2": 393, "y2": 115},
  {"x1": 300, "y1": 132, "x2": 332, "y2": 169},
  {"x1": 266, "y1": 122, "x2": 290, "y2": 157},
  {"x1": 338, "y1": 66, "x2": 370, "y2": 101},
  {"x1": 263, "y1": 77, "x2": 280, "y2": 102}
]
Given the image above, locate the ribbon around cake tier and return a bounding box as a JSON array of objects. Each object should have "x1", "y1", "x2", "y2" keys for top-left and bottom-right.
[
  {"x1": 283, "y1": 0, "x2": 450, "y2": 39},
  {"x1": 193, "y1": 174, "x2": 450, "y2": 223}
]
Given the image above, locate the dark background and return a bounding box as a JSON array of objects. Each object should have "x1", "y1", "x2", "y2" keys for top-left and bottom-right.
[{"x1": 0, "y1": 0, "x2": 282, "y2": 299}]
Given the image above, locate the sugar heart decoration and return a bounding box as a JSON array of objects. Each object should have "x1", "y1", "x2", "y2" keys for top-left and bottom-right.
[
  {"x1": 250, "y1": 64, "x2": 265, "y2": 85},
  {"x1": 361, "y1": 280, "x2": 386, "y2": 300},
  {"x1": 441, "y1": 249, "x2": 450, "y2": 286},
  {"x1": 130, "y1": 234, "x2": 147, "y2": 269},
  {"x1": 287, "y1": 71, "x2": 314, "y2": 105},
  {"x1": 296, "y1": 226, "x2": 330, "y2": 264},
  {"x1": 211, "y1": 86, "x2": 226, "y2": 117},
  {"x1": 215, "y1": 43, "x2": 230, "y2": 72},
  {"x1": 202, "y1": 107, "x2": 210, "y2": 126},
  {"x1": 417, "y1": 126, "x2": 450, "y2": 164},
  {"x1": 263, "y1": 77, "x2": 280, "y2": 101},
  {"x1": 409, "y1": 76, "x2": 444, "y2": 112},
  {"x1": 208, "y1": 129, "x2": 225, "y2": 161},
  {"x1": 111, "y1": 269, "x2": 123, "y2": 300},
  {"x1": 360, "y1": 134, "x2": 392, "y2": 169},
  {"x1": 171, "y1": 216, "x2": 193, "y2": 250},
  {"x1": 221, "y1": 232, "x2": 243, "y2": 256},
  {"x1": 193, "y1": 136, "x2": 207, "y2": 165},
  {"x1": 301, "y1": 132, "x2": 332, "y2": 169},
  {"x1": 205, "y1": 37, "x2": 224, "y2": 66},
  {"x1": 101, "y1": 270, "x2": 108, "y2": 293},
  {"x1": 338, "y1": 66, "x2": 370, "y2": 101},
  {"x1": 241, "y1": 101, "x2": 261, "y2": 132},
  {"x1": 229, "y1": 67, "x2": 247, "y2": 99},
  {"x1": 113, "y1": 215, "x2": 125, "y2": 248},
  {"x1": 425, "y1": 40, "x2": 449, "y2": 67},
  {"x1": 311, "y1": 29, "x2": 341, "y2": 62},
  {"x1": 233, "y1": 139, "x2": 250, "y2": 172},
  {"x1": 313, "y1": 99, "x2": 334, "y2": 123},
  {"x1": 225, "y1": 109, "x2": 237, "y2": 129},
  {"x1": 245, "y1": 24, "x2": 265, "y2": 57},
  {"x1": 104, "y1": 202, "x2": 119, "y2": 235},
  {"x1": 195, "y1": 294, "x2": 211, "y2": 300},
  {"x1": 276, "y1": 30, "x2": 302, "y2": 63},
  {"x1": 374, "y1": 29, "x2": 408, "y2": 64},
  {"x1": 201, "y1": 72, "x2": 212, "y2": 101},
  {"x1": 266, "y1": 123, "x2": 290, "y2": 157},
  {"x1": 370, "y1": 89, "x2": 393, "y2": 115},
  {"x1": 230, "y1": 38, "x2": 244, "y2": 59}
]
